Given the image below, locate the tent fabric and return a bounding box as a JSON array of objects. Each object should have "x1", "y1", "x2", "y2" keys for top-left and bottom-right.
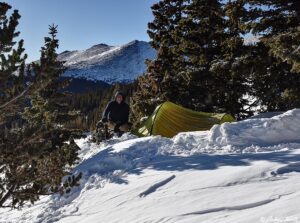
[{"x1": 133, "y1": 101, "x2": 235, "y2": 138}]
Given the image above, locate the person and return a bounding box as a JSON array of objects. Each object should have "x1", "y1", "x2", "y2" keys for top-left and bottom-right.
[{"x1": 100, "y1": 91, "x2": 130, "y2": 136}]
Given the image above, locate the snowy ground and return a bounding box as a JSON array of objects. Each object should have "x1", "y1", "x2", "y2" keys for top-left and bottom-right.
[{"x1": 1, "y1": 109, "x2": 300, "y2": 223}]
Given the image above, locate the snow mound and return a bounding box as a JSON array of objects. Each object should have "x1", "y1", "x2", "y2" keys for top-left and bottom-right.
[
  {"x1": 71, "y1": 109, "x2": 300, "y2": 184},
  {"x1": 209, "y1": 109, "x2": 300, "y2": 147},
  {"x1": 2, "y1": 109, "x2": 300, "y2": 223},
  {"x1": 173, "y1": 109, "x2": 300, "y2": 152},
  {"x1": 166, "y1": 109, "x2": 300, "y2": 154}
]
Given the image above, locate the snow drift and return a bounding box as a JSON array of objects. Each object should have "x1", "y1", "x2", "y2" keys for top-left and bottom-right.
[
  {"x1": 1, "y1": 109, "x2": 300, "y2": 223},
  {"x1": 172, "y1": 108, "x2": 300, "y2": 154}
]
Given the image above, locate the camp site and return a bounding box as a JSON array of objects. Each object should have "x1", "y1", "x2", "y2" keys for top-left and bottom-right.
[{"x1": 1, "y1": 1, "x2": 300, "y2": 222}]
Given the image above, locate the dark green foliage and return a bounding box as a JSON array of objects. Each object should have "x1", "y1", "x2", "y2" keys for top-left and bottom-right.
[
  {"x1": 209, "y1": 0, "x2": 254, "y2": 118},
  {"x1": 0, "y1": 2, "x2": 27, "y2": 107},
  {"x1": 132, "y1": 0, "x2": 300, "y2": 122},
  {"x1": 132, "y1": 0, "x2": 185, "y2": 122},
  {"x1": 132, "y1": 0, "x2": 251, "y2": 121},
  {"x1": 173, "y1": 0, "x2": 225, "y2": 111},
  {"x1": 0, "y1": 6, "x2": 82, "y2": 207},
  {"x1": 246, "y1": 0, "x2": 300, "y2": 111}
]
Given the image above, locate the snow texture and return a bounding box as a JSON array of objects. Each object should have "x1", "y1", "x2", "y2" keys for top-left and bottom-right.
[
  {"x1": 58, "y1": 40, "x2": 156, "y2": 84},
  {"x1": 1, "y1": 109, "x2": 300, "y2": 223}
]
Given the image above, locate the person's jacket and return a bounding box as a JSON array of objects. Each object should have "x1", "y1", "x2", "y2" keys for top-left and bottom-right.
[{"x1": 102, "y1": 100, "x2": 129, "y2": 125}]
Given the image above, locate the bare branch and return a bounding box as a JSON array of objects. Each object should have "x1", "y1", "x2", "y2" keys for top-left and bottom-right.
[{"x1": 0, "y1": 83, "x2": 32, "y2": 110}]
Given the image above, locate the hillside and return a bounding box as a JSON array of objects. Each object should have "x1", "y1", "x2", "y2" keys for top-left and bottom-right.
[
  {"x1": 1, "y1": 109, "x2": 300, "y2": 222},
  {"x1": 58, "y1": 40, "x2": 156, "y2": 84}
]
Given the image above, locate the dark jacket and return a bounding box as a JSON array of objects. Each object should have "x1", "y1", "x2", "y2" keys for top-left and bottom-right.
[{"x1": 102, "y1": 100, "x2": 129, "y2": 125}]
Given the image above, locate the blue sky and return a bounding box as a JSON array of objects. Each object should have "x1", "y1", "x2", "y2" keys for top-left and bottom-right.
[{"x1": 5, "y1": 0, "x2": 158, "y2": 62}]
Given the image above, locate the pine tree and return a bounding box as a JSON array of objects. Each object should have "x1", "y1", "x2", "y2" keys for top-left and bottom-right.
[
  {"x1": 175, "y1": 0, "x2": 227, "y2": 112},
  {"x1": 132, "y1": 0, "x2": 250, "y2": 122},
  {"x1": 0, "y1": 21, "x2": 82, "y2": 208},
  {"x1": 209, "y1": 0, "x2": 253, "y2": 118},
  {"x1": 246, "y1": 0, "x2": 300, "y2": 111},
  {"x1": 0, "y1": 2, "x2": 27, "y2": 110},
  {"x1": 131, "y1": 0, "x2": 186, "y2": 122},
  {"x1": 248, "y1": 0, "x2": 300, "y2": 72}
]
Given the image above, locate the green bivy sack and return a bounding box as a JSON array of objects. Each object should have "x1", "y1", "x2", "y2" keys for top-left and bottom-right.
[{"x1": 132, "y1": 101, "x2": 235, "y2": 138}]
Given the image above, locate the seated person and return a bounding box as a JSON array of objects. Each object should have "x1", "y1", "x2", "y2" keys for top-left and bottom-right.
[{"x1": 101, "y1": 91, "x2": 130, "y2": 135}]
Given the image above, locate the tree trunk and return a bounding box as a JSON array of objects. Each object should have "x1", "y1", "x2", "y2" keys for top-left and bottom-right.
[{"x1": 0, "y1": 185, "x2": 15, "y2": 207}]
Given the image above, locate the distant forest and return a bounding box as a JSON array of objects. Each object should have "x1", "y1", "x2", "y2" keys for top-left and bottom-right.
[{"x1": 63, "y1": 81, "x2": 136, "y2": 131}]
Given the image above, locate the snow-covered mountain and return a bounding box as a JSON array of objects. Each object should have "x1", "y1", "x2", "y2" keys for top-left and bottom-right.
[
  {"x1": 58, "y1": 40, "x2": 156, "y2": 84},
  {"x1": 2, "y1": 109, "x2": 300, "y2": 222}
]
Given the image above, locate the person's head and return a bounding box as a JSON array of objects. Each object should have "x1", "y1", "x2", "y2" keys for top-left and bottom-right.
[{"x1": 115, "y1": 91, "x2": 125, "y2": 104}]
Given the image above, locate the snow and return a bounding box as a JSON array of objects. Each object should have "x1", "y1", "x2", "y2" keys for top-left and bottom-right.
[
  {"x1": 1, "y1": 109, "x2": 300, "y2": 223},
  {"x1": 58, "y1": 40, "x2": 156, "y2": 84}
]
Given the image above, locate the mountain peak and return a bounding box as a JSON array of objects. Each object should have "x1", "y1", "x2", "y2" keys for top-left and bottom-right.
[
  {"x1": 60, "y1": 40, "x2": 156, "y2": 84},
  {"x1": 126, "y1": 40, "x2": 149, "y2": 46},
  {"x1": 88, "y1": 43, "x2": 110, "y2": 50},
  {"x1": 128, "y1": 40, "x2": 140, "y2": 44}
]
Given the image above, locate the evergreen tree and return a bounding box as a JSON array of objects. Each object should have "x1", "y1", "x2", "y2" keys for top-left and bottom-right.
[
  {"x1": 246, "y1": 0, "x2": 300, "y2": 111},
  {"x1": 248, "y1": 0, "x2": 300, "y2": 72},
  {"x1": 0, "y1": 2, "x2": 27, "y2": 109},
  {"x1": 0, "y1": 21, "x2": 82, "y2": 208},
  {"x1": 131, "y1": 0, "x2": 185, "y2": 122},
  {"x1": 175, "y1": 0, "x2": 227, "y2": 112},
  {"x1": 209, "y1": 0, "x2": 253, "y2": 118},
  {"x1": 132, "y1": 0, "x2": 250, "y2": 122}
]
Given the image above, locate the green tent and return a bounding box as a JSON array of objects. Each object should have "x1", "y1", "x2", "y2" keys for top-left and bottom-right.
[{"x1": 132, "y1": 101, "x2": 235, "y2": 138}]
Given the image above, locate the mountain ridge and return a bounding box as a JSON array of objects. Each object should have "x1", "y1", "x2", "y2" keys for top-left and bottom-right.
[{"x1": 58, "y1": 40, "x2": 156, "y2": 84}]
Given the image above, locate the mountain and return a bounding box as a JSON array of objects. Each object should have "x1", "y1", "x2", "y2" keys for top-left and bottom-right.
[
  {"x1": 2, "y1": 109, "x2": 300, "y2": 222},
  {"x1": 58, "y1": 40, "x2": 156, "y2": 84}
]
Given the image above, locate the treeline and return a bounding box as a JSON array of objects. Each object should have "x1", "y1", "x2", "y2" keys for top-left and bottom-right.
[
  {"x1": 63, "y1": 82, "x2": 136, "y2": 131},
  {"x1": 131, "y1": 0, "x2": 300, "y2": 121}
]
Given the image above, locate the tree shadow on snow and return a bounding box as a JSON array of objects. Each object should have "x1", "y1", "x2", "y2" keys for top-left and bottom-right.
[
  {"x1": 75, "y1": 139, "x2": 300, "y2": 185},
  {"x1": 139, "y1": 152, "x2": 300, "y2": 172}
]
